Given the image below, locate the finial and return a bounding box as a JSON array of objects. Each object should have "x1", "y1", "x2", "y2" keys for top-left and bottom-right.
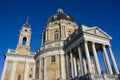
[
  {"x1": 23, "y1": 17, "x2": 30, "y2": 28},
  {"x1": 25, "y1": 17, "x2": 29, "y2": 24},
  {"x1": 57, "y1": 8, "x2": 64, "y2": 13}
]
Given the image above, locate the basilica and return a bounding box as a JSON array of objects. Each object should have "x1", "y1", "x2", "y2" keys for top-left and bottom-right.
[{"x1": 1, "y1": 8, "x2": 120, "y2": 80}]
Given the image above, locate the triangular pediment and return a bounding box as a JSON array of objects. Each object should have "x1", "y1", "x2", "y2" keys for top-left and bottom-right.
[{"x1": 84, "y1": 27, "x2": 112, "y2": 39}]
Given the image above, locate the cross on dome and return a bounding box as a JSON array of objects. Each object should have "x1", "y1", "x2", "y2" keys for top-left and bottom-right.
[{"x1": 57, "y1": 8, "x2": 64, "y2": 13}]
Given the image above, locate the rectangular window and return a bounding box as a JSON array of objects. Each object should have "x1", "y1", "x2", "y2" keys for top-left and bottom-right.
[
  {"x1": 18, "y1": 74, "x2": 21, "y2": 80},
  {"x1": 54, "y1": 31, "x2": 58, "y2": 40},
  {"x1": 51, "y1": 56, "x2": 56, "y2": 62}
]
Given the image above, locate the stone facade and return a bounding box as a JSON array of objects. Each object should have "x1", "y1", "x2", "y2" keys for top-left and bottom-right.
[{"x1": 1, "y1": 8, "x2": 120, "y2": 80}]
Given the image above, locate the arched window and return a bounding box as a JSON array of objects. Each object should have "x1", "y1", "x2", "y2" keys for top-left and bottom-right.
[
  {"x1": 68, "y1": 31, "x2": 72, "y2": 36},
  {"x1": 18, "y1": 74, "x2": 21, "y2": 80},
  {"x1": 54, "y1": 31, "x2": 58, "y2": 40},
  {"x1": 22, "y1": 37, "x2": 27, "y2": 45}
]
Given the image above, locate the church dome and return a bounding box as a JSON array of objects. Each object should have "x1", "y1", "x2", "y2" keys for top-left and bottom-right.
[{"x1": 47, "y1": 8, "x2": 75, "y2": 23}]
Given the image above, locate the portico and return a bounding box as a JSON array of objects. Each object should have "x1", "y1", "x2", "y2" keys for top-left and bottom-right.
[{"x1": 64, "y1": 25, "x2": 119, "y2": 80}]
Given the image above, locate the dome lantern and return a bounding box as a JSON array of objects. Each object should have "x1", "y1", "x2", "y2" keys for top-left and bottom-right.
[{"x1": 57, "y1": 8, "x2": 64, "y2": 13}]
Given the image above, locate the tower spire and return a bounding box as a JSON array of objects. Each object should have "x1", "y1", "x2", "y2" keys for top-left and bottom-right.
[
  {"x1": 25, "y1": 17, "x2": 29, "y2": 24},
  {"x1": 23, "y1": 17, "x2": 30, "y2": 28}
]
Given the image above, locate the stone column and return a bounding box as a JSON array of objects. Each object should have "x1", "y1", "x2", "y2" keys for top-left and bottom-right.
[
  {"x1": 1, "y1": 61, "x2": 7, "y2": 80},
  {"x1": 38, "y1": 59, "x2": 41, "y2": 79},
  {"x1": 60, "y1": 54, "x2": 65, "y2": 79},
  {"x1": 78, "y1": 46, "x2": 84, "y2": 76},
  {"x1": 102, "y1": 45, "x2": 113, "y2": 74},
  {"x1": 108, "y1": 46, "x2": 119, "y2": 74},
  {"x1": 73, "y1": 57, "x2": 77, "y2": 77},
  {"x1": 83, "y1": 58, "x2": 87, "y2": 74},
  {"x1": 10, "y1": 61, "x2": 17, "y2": 80},
  {"x1": 84, "y1": 41, "x2": 92, "y2": 73},
  {"x1": 44, "y1": 57, "x2": 46, "y2": 80},
  {"x1": 65, "y1": 53, "x2": 70, "y2": 80},
  {"x1": 102, "y1": 51, "x2": 109, "y2": 74},
  {"x1": 70, "y1": 51, "x2": 74, "y2": 78},
  {"x1": 24, "y1": 62, "x2": 29, "y2": 80},
  {"x1": 92, "y1": 42, "x2": 101, "y2": 74}
]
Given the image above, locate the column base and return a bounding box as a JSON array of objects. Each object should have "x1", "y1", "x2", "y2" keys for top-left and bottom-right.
[
  {"x1": 74, "y1": 73, "x2": 120, "y2": 80},
  {"x1": 57, "y1": 78, "x2": 64, "y2": 80}
]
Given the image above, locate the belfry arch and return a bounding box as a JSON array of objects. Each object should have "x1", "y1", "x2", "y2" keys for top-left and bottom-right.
[{"x1": 22, "y1": 37, "x2": 27, "y2": 45}]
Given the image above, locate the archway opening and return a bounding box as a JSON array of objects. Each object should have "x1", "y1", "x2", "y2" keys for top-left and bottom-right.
[{"x1": 22, "y1": 37, "x2": 27, "y2": 45}]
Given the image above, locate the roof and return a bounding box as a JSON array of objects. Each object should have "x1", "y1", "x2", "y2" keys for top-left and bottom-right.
[{"x1": 47, "y1": 8, "x2": 75, "y2": 23}]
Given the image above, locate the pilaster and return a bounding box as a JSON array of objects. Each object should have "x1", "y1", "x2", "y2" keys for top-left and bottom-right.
[
  {"x1": 1, "y1": 60, "x2": 7, "y2": 80},
  {"x1": 44, "y1": 57, "x2": 46, "y2": 80},
  {"x1": 10, "y1": 61, "x2": 17, "y2": 80},
  {"x1": 24, "y1": 62, "x2": 29, "y2": 80}
]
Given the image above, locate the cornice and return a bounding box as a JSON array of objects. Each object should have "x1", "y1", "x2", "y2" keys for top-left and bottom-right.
[
  {"x1": 34, "y1": 46, "x2": 63, "y2": 59},
  {"x1": 6, "y1": 53, "x2": 34, "y2": 59}
]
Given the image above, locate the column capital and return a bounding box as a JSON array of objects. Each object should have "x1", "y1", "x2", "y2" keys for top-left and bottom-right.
[
  {"x1": 91, "y1": 41, "x2": 95, "y2": 44},
  {"x1": 108, "y1": 45, "x2": 112, "y2": 48},
  {"x1": 69, "y1": 49, "x2": 72, "y2": 53},
  {"x1": 65, "y1": 52, "x2": 68, "y2": 56},
  {"x1": 77, "y1": 44, "x2": 81, "y2": 48},
  {"x1": 44, "y1": 56, "x2": 46, "y2": 59},
  {"x1": 102, "y1": 44, "x2": 107, "y2": 49},
  {"x1": 102, "y1": 44, "x2": 106, "y2": 46},
  {"x1": 84, "y1": 40, "x2": 88, "y2": 43},
  {"x1": 5, "y1": 60, "x2": 8, "y2": 62},
  {"x1": 38, "y1": 58, "x2": 42, "y2": 61},
  {"x1": 13, "y1": 61, "x2": 17, "y2": 63}
]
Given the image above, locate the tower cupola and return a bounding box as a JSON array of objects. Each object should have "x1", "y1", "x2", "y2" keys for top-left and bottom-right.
[{"x1": 15, "y1": 18, "x2": 32, "y2": 55}]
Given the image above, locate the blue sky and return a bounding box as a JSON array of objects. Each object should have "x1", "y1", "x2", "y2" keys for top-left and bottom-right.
[{"x1": 0, "y1": 0, "x2": 120, "y2": 77}]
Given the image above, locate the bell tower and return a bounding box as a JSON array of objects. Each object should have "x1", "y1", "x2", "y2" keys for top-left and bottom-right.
[{"x1": 15, "y1": 18, "x2": 32, "y2": 55}]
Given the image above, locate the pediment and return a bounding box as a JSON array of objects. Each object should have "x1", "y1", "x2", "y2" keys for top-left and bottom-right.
[{"x1": 84, "y1": 27, "x2": 112, "y2": 39}]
